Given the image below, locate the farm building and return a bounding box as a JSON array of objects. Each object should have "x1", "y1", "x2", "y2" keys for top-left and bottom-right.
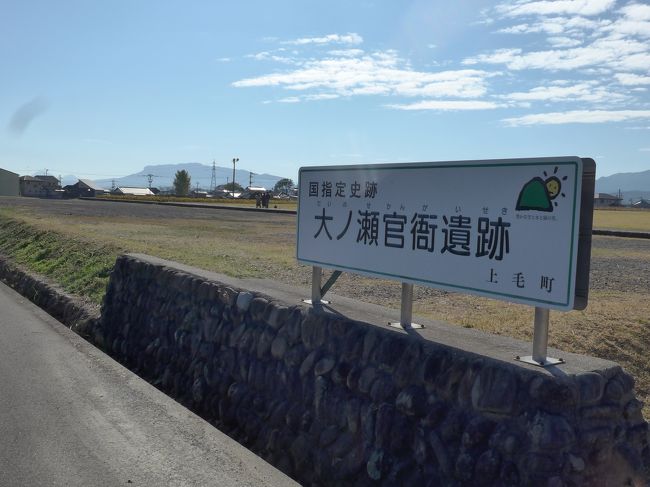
[
  {"x1": 593, "y1": 192, "x2": 623, "y2": 208},
  {"x1": 19, "y1": 174, "x2": 62, "y2": 198},
  {"x1": 113, "y1": 187, "x2": 154, "y2": 196},
  {"x1": 0, "y1": 168, "x2": 20, "y2": 196},
  {"x1": 63, "y1": 179, "x2": 107, "y2": 198}
]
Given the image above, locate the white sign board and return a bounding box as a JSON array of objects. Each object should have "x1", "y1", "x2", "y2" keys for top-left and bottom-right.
[{"x1": 297, "y1": 157, "x2": 585, "y2": 311}]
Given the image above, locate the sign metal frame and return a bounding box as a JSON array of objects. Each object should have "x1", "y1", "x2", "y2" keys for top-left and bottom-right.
[{"x1": 297, "y1": 157, "x2": 595, "y2": 366}]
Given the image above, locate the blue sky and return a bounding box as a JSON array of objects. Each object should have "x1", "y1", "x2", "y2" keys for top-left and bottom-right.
[{"x1": 2, "y1": 0, "x2": 650, "y2": 182}]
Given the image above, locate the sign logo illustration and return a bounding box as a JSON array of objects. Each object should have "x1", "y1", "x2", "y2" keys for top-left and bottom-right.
[{"x1": 516, "y1": 166, "x2": 567, "y2": 212}]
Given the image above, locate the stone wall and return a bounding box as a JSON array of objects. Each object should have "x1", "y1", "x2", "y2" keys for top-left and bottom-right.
[{"x1": 94, "y1": 254, "x2": 649, "y2": 486}]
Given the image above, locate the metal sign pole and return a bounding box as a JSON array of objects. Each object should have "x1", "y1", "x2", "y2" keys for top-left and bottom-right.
[
  {"x1": 389, "y1": 283, "x2": 423, "y2": 329},
  {"x1": 311, "y1": 266, "x2": 322, "y2": 303},
  {"x1": 303, "y1": 266, "x2": 331, "y2": 305},
  {"x1": 517, "y1": 307, "x2": 564, "y2": 366}
]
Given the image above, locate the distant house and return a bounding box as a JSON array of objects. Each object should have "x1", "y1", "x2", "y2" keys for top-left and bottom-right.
[
  {"x1": 214, "y1": 184, "x2": 242, "y2": 198},
  {"x1": 240, "y1": 186, "x2": 267, "y2": 198},
  {"x1": 19, "y1": 174, "x2": 62, "y2": 198},
  {"x1": 594, "y1": 193, "x2": 623, "y2": 208},
  {"x1": 632, "y1": 199, "x2": 650, "y2": 209},
  {"x1": 0, "y1": 168, "x2": 20, "y2": 196},
  {"x1": 112, "y1": 187, "x2": 154, "y2": 196},
  {"x1": 63, "y1": 179, "x2": 107, "y2": 198}
]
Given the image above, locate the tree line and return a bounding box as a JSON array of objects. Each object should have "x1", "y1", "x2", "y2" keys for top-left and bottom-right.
[{"x1": 172, "y1": 170, "x2": 294, "y2": 197}]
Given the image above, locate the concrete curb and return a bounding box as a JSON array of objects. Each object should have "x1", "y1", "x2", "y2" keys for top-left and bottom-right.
[{"x1": 592, "y1": 229, "x2": 650, "y2": 239}]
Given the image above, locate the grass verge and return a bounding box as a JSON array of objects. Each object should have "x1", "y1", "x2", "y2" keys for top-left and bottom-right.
[{"x1": 0, "y1": 215, "x2": 119, "y2": 304}]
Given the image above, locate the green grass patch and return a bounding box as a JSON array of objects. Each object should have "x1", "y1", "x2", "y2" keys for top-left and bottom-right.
[{"x1": 0, "y1": 215, "x2": 119, "y2": 304}]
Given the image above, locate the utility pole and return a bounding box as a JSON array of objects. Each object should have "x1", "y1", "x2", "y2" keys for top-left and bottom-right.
[
  {"x1": 210, "y1": 160, "x2": 217, "y2": 193},
  {"x1": 249, "y1": 171, "x2": 254, "y2": 187},
  {"x1": 144, "y1": 174, "x2": 157, "y2": 188},
  {"x1": 232, "y1": 157, "x2": 239, "y2": 195},
  {"x1": 111, "y1": 179, "x2": 116, "y2": 191}
]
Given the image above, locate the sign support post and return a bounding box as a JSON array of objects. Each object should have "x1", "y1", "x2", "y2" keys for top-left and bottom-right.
[
  {"x1": 517, "y1": 307, "x2": 564, "y2": 367},
  {"x1": 304, "y1": 266, "x2": 328, "y2": 305},
  {"x1": 304, "y1": 266, "x2": 342, "y2": 305},
  {"x1": 389, "y1": 283, "x2": 424, "y2": 330}
]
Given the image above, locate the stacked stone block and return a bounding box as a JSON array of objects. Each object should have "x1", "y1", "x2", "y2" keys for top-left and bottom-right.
[{"x1": 94, "y1": 255, "x2": 649, "y2": 486}]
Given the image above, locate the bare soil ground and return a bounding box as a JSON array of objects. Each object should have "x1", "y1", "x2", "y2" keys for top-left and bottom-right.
[{"x1": 7, "y1": 197, "x2": 644, "y2": 297}]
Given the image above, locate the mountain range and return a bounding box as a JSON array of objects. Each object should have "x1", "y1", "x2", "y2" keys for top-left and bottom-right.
[
  {"x1": 90, "y1": 163, "x2": 285, "y2": 192},
  {"x1": 60, "y1": 163, "x2": 650, "y2": 202},
  {"x1": 595, "y1": 169, "x2": 650, "y2": 203}
]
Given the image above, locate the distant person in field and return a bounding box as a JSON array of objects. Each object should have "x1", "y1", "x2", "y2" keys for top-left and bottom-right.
[{"x1": 255, "y1": 193, "x2": 261, "y2": 208}]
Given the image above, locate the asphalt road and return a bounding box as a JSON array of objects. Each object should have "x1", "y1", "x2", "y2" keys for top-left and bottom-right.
[{"x1": 0, "y1": 281, "x2": 295, "y2": 487}]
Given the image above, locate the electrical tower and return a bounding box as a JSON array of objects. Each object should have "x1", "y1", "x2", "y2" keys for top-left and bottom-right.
[
  {"x1": 210, "y1": 160, "x2": 217, "y2": 193},
  {"x1": 142, "y1": 174, "x2": 158, "y2": 188}
]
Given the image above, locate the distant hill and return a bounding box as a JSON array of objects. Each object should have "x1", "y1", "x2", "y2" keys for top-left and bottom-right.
[
  {"x1": 94, "y1": 163, "x2": 285, "y2": 191},
  {"x1": 596, "y1": 169, "x2": 650, "y2": 193},
  {"x1": 595, "y1": 169, "x2": 650, "y2": 203}
]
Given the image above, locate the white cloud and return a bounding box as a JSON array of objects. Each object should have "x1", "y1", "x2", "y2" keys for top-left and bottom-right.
[
  {"x1": 284, "y1": 33, "x2": 363, "y2": 46},
  {"x1": 327, "y1": 49, "x2": 364, "y2": 57},
  {"x1": 503, "y1": 109, "x2": 650, "y2": 126},
  {"x1": 246, "y1": 51, "x2": 295, "y2": 64},
  {"x1": 464, "y1": 36, "x2": 649, "y2": 71},
  {"x1": 277, "y1": 94, "x2": 340, "y2": 103},
  {"x1": 498, "y1": 16, "x2": 610, "y2": 37},
  {"x1": 502, "y1": 81, "x2": 626, "y2": 103},
  {"x1": 234, "y1": 52, "x2": 495, "y2": 101},
  {"x1": 277, "y1": 97, "x2": 301, "y2": 103},
  {"x1": 621, "y1": 3, "x2": 650, "y2": 21},
  {"x1": 236, "y1": 4, "x2": 648, "y2": 121},
  {"x1": 616, "y1": 73, "x2": 650, "y2": 85},
  {"x1": 388, "y1": 100, "x2": 502, "y2": 111},
  {"x1": 547, "y1": 36, "x2": 582, "y2": 47},
  {"x1": 496, "y1": 0, "x2": 616, "y2": 18}
]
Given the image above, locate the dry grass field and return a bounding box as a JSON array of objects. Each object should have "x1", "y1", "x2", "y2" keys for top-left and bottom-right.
[
  {"x1": 1, "y1": 198, "x2": 649, "y2": 417},
  {"x1": 593, "y1": 207, "x2": 650, "y2": 232}
]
